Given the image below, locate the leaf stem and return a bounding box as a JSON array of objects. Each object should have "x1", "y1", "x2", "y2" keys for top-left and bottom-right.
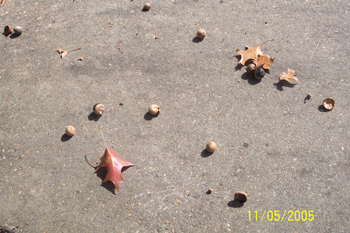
[
  {"x1": 259, "y1": 39, "x2": 274, "y2": 47},
  {"x1": 99, "y1": 128, "x2": 108, "y2": 148},
  {"x1": 68, "y1": 48, "x2": 81, "y2": 53}
]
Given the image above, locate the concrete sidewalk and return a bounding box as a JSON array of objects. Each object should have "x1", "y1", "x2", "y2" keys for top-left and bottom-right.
[{"x1": 1, "y1": 0, "x2": 349, "y2": 232}]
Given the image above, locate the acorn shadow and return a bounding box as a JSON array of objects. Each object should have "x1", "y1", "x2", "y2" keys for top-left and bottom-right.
[
  {"x1": 227, "y1": 200, "x2": 244, "y2": 208},
  {"x1": 61, "y1": 134, "x2": 72, "y2": 142},
  {"x1": 144, "y1": 112, "x2": 158, "y2": 121},
  {"x1": 88, "y1": 112, "x2": 101, "y2": 121},
  {"x1": 10, "y1": 33, "x2": 21, "y2": 39},
  {"x1": 241, "y1": 72, "x2": 261, "y2": 85},
  {"x1": 201, "y1": 149, "x2": 213, "y2": 158},
  {"x1": 192, "y1": 36, "x2": 204, "y2": 43}
]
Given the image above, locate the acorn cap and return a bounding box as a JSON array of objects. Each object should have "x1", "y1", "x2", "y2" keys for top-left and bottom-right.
[
  {"x1": 234, "y1": 191, "x2": 248, "y2": 203},
  {"x1": 322, "y1": 98, "x2": 335, "y2": 110},
  {"x1": 4, "y1": 25, "x2": 13, "y2": 36},
  {"x1": 94, "y1": 103, "x2": 105, "y2": 115}
]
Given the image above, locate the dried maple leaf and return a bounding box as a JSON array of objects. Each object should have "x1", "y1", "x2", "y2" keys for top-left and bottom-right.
[
  {"x1": 61, "y1": 51, "x2": 68, "y2": 58},
  {"x1": 57, "y1": 48, "x2": 64, "y2": 54},
  {"x1": 254, "y1": 54, "x2": 274, "y2": 69},
  {"x1": 95, "y1": 129, "x2": 134, "y2": 191},
  {"x1": 279, "y1": 68, "x2": 299, "y2": 85},
  {"x1": 236, "y1": 39, "x2": 273, "y2": 66},
  {"x1": 56, "y1": 48, "x2": 81, "y2": 59}
]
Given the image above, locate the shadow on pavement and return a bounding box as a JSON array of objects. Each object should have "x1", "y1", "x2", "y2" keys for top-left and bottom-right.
[
  {"x1": 88, "y1": 112, "x2": 101, "y2": 121},
  {"x1": 227, "y1": 200, "x2": 244, "y2": 208},
  {"x1": 241, "y1": 72, "x2": 262, "y2": 85},
  {"x1": 201, "y1": 149, "x2": 213, "y2": 158},
  {"x1": 95, "y1": 167, "x2": 116, "y2": 195},
  {"x1": 192, "y1": 36, "x2": 204, "y2": 43},
  {"x1": 273, "y1": 80, "x2": 296, "y2": 91},
  {"x1": 144, "y1": 112, "x2": 158, "y2": 121},
  {"x1": 61, "y1": 134, "x2": 72, "y2": 142}
]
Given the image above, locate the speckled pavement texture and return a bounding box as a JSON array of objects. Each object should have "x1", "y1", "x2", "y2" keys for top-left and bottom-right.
[{"x1": 1, "y1": 0, "x2": 349, "y2": 232}]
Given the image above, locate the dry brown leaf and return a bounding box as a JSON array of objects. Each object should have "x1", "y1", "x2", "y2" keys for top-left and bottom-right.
[
  {"x1": 57, "y1": 48, "x2": 64, "y2": 54},
  {"x1": 95, "y1": 129, "x2": 134, "y2": 191},
  {"x1": 61, "y1": 51, "x2": 68, "y2": 59},
  {"x1": 279, "y1": 68, "x2": 299, "y2": 84},
  {"x1": 254, "y1": 55, "x2": 274, "y2": 69},
  {"x1": 236, "y1": 40, "x2": 273, "y2": 66},
  {"x1": 57, "y1": 48, "x2": 81, "y2": 58}
]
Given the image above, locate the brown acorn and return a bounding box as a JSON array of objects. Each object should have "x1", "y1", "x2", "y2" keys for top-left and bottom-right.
[
  {"x1": 148, "y1": 104, "x2": 160, "y2": 115},
  {"x1": 13, "y1": 26, "x2": 23, "y2": 35},
  {"x1": 206, "y1": 141, "x2": 217, "y2": 152},
  {"x1": 143, "y1": 3, "x2": 151, "y2": 11},
  {"x1": 246, "y1": 63, "x2": 256, "y2": 73},
  {"x1": 197, "y1": 29, "x2": 206, "y2": 39}
]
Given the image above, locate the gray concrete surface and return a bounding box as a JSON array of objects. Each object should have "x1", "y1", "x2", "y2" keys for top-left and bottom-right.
[{"x1": 1, "y1": 0, "x2": 349, "y2": 232}]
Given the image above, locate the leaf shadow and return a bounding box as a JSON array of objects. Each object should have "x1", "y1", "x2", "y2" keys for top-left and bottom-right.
[
  {"x1": 241, "y1": 72, "x2": 261, "y2": 85},
  {"x1": 144, "y1": 112, "x2": 158, "y2": 121},
  {"x1": 201, "y1": 149, "x2": 213, "y2": 158},
  {"x1": 84, "y1": 155, "x2": 117, "y2": 194},
  {"x1": 273, "y1": 80, "x2": 296, "y2": 91},
  {"x1": 192, "y1": 36, "x2": 204, "y2": 43},
  {"x1": 61, "y1": 134, "x2": 72, "y2": 142},
  {"x1": 88, "y1": 112, "x2": 101, "y2": 121},
  {"x1": 227, "y1": 200, "x2": 244, "y2": 208},
  {"x1": 95, "y1": 166, "x2": 116, "y2": 195}
]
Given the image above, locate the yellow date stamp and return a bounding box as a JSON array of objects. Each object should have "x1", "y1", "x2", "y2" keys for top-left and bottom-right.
[{"x1": 248, "y1": 210, "x2": 314, "y2": 222}]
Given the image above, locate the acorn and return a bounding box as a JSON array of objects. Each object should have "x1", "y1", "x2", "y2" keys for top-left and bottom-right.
[
  {"x1": 246, "y1": 63, "x2": 256, "y2": 74},
  {"x1": 148, "y1": 104, "x2": 160, "y2": 115},
  {"x1": 94, "y1": 103, "x2": 105, "y2": 116},
  {"x1": 322, "y1": 98, "x2": 335, "y2": 111},
  {"x1": 4, "y1": 25, "x2": 13, "y2": 36},
  {"x1": 143, "y1": 3, "x2": 151, "y2": 11},
  {"x1": 66, "y1": 125, "x2": 76, "y2": 137},
  {"x1": 206, "y1": 141, "x2": 217, "y2": 153},
  {"x1": 197, "y1": 29, "x2": 206, "y2": 39},
  {"x1": 254, "y1": 67, "x2": 265, "y2": 79},
  {"x1": 13, "y1": 26, "x2": 23, "y2": 35},
  {"x1": 234, "y1": 191, "x2": 248, "y2": 203}
]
